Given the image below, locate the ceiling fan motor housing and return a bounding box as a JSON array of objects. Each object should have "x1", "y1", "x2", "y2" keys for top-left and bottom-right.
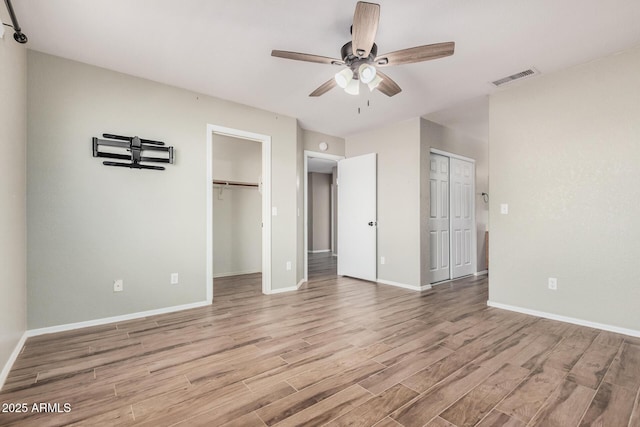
[{"x1": 341, "y1": 41, "x2": 378, "y2": 79}]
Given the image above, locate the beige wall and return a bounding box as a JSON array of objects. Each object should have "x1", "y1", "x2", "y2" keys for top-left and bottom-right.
[
  {"x1": 308, "y1": 173, "x2": 332, "y2": 252},
  {"x1": 0, "y1": 26, "x2": 27, "y2": 386},
  {"x1": 420, "y1": 119, "x2": 489, "y2": 285},
  {"x1": 212, "y1": 135, "x2": 262, "y2": 277},
  {"x1": 27, "y1": 51, "x2": 299, "y2": 329},
  {"x1": 346, "y1": 118, "x2": 422, "y2": 287},
  {"x1": 302, "y1": 129, "x2": 345, "y2": 156},
  {"x1": 489, "y1": 46, "x2": 640, "y2": 331}
]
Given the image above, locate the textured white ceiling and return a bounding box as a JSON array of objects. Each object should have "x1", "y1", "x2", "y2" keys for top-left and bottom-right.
[{"x1": 13, "y1": 0, "x2": 640, "y2": 138}]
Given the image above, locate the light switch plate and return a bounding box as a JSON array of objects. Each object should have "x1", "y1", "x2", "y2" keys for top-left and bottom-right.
[{"x1": 500, "y1": 203, "x2": 509, "y2": 214}]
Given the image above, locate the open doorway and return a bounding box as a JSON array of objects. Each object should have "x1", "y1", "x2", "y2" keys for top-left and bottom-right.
[
  {"x1": 304, "y1": 151, "x2": 344, "y2": 281},
  {"x1": 206, "y1": 125, "x2": 271, "y2": 302}
]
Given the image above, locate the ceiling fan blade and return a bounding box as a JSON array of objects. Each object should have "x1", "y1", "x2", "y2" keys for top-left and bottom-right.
[
  {"x1": 375, "y1": 42, "x2": 455, "y2": 67},
  {"x1": 272, "y1": 50, "x2": 344, "y2": 66},
  {"x1": 376, "y1": 71, "x2": 402, "y2": 97},
  {"x1": 352, "y1": 2, "x2": 380, "y2": 58},
  {"x1": 309, "y1": 78, "x2": 337, "y2": 97}
]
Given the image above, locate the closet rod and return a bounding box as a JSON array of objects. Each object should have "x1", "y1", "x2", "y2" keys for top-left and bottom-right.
[{"x1": 212, "y1": 179, "x2": 259, "y2": 188}]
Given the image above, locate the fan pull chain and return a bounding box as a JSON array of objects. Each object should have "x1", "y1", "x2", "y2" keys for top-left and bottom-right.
[{"x1": 358, "y1": 100, "x2": 372, "y2": 114}]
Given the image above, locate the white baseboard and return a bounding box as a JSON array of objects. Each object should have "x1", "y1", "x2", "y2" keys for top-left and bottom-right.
[
  {"x1": 296, "y1": 279, "x2": 306, "y2": 289},
  {"x1": 213, "y1": 270, "x2": 261, "y2": 278},
  {"x1": 0, "y1": 331, "x2": 28, "y2": 391},
  {"x1": 268, "y1": 286, "x2": 298, "y2": 294},
  {"x1": 487, "y1": 301, "x2": 640, "y2": 338},
  {"x1": 308, "y1": 249, "x2": 331, "y2": 254},
  {"x1": 376, "y1": 279, "x2": 425, "y2": 292},
  {"x1": 431, "y1": 273, "x2": 486, "y2": 287},
  {"x1": 27, "y1": 301, "x2": 211, "y2": 337}
]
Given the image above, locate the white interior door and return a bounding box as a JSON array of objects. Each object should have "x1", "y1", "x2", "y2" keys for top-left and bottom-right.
[
  {"x1": 451, "y1": 157, "x2": 475, "y2": 278},
  {"x1": 337, "y1": 153, "x2": 377, "y2": 282},
  {"x1": 429, "y1": 154, "x2": 450, "y2": 283}
]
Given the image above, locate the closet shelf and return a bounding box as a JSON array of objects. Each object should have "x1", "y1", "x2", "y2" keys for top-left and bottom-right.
[{"x1": 212, "y1": 180, "x2": 259, "y2": 188}]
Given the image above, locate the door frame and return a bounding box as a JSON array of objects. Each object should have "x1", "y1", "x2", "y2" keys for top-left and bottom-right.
[
  {"x1": 207, "y1": 124, "x2": 272, "y2": 301},
  {"x1": 303, "y1": 150, "x2": 344, "y2": 281},
  {"x1": 429, "y1": 148, "x2": 477, "y2": 282}
]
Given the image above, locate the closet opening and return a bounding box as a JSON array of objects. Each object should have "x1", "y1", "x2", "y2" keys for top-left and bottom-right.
[{"x1": 206, "y1": 125, "x2": 271, "y2": 301}]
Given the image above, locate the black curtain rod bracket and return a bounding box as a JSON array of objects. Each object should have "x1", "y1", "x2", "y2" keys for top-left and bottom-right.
[{"x1": 3, "y1": 0, "x2": 27, "y2": 43}]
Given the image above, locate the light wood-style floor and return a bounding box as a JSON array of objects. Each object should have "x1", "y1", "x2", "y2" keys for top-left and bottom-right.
[{"x1": 1, "y1": 257, "x2": 639, "y2": 426}]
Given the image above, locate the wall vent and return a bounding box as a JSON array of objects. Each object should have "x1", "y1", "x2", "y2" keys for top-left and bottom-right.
[{"x1": 492, "y1": 68, "x2": 539, "y2": 87}]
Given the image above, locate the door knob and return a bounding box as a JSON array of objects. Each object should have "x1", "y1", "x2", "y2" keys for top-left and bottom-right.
[{"x1": 368, "y1": 221, "x2": 377, "y2": 226}]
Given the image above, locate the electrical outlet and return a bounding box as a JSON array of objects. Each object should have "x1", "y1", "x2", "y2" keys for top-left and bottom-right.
[
  {"x1": 113, "y1": 279, "x2": 123, "y2": 292},
  {"x1": 548, "y1": 277, "x2": 557, "y2": 290},
  {"x1": 286, "y1": 261, "x2": 292, "y2": 271},
  {"x1": 171, "y1": 273, "x2": 179, "y2": 285},
  {"x1": 500, "y1": 203, "x2": 509, "y2": 214},
  {"x1": 380, "y1": 256, "x2": 386, "y2": 265}
]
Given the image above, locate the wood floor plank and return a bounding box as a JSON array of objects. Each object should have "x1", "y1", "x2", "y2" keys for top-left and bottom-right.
[
  {"x1": 528, "y1": 379, "x2": 595, "y2": 427},
  {"x1": 629, "y1": 386, "x2": 640, "y2": 427},
  {"x1": 268, "y1": 384, "x2": 372, "y2": 427},
  {"x1": 326, "y1": 384, "x2": 418, "y2": 427},
  {"x1": 424, "y1": 416, "x2": 457, "y2": 427},
  {"x1": 359, "y1": 344, "x2": 453, "y2": 395},
  {"x1": 497, "y1": 364, "x2": 567, "y2": 423},
  {"x1": 540, "y1": 335, "x2": 599, "y2": 372},
  {"x1": 131, "y1": 380, "x2": 252, "y2": 424},
  {"x1": 603, "y1": 342, "x2": 640, "y2": 392},
  {"x1": 390, "y1": 363, "x2": 494, "y2": 427},
  {"x1": 474, "y1": 410, "x2": 525, "y2": 427},
  {"x1": 440, "y1": 363, "x2": 529, "y2": 427},
  {"x1": 578, "y1": 381, "x2": 636, "y2": 426},
  {"x1": 593, "y1": 331, "x2": 626, "y2": 348},
  {"x1": 400, "y1": 321, "x2": 529, "y2": 394},
  {"x1": 566, "y1": 341, "x2": 619, "y2": 389},
  {"x1": 167, "y1": 381, "x2": 296, "y2": 427},
  {"x1": 220, "y1": 411, "x2": 266, "y2": 427},
  {"x1": 1, "y1": 256, "x2": 638, "y2": 427},
  {"x1": 254, "y1": 360, "x2": 384, "y2": 426}
]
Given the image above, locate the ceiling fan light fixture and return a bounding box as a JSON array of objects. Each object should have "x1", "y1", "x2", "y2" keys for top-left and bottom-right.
[
  {"x1": 358, "y1": 63, "x2": 377, "y2": 84},
  {"x1": 367, "y1": 74, "x2": 383, "y2": 91},
  {"x1": 344, "y1": 78, "x2": 360, "y2": 95},
  {"x1": 335, "y1": 68, "x2": 354, "y2": 89}
]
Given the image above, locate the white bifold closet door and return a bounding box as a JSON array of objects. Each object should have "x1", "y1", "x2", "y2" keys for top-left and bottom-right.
[
  {"x1": 429, "y1": 154, "x2": 450, "y2": 283},
  {"x1": 450, "y1": 157, "x2": 474, "y2": 279},
  {"x1": 429, "y1": 153, "x2": 475, "y2": 283}
]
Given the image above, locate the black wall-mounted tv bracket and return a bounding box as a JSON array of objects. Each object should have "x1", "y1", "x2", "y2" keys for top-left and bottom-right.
[
  {"x1": 92, "y1": 134, "x2": 175, "y2": 171},
  {"x1": 3, "y1": 0, "x2": 28, "y2": 43}
]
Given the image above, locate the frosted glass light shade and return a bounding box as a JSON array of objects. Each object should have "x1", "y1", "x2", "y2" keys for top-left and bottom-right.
[
  {"x1": 334, "y1": 68, "x2": 354, "y2": 89},
  {"x1": 358, "y1": 64, "x2": 377, "y2": 84},
  {"x1": 345, "y1": 78, "x2": 360, "y2": 95}
]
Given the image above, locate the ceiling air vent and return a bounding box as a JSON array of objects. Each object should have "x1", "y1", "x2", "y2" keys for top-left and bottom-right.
[{"x1": 492, "y1": 68, "x2": 539, "y2": 87}]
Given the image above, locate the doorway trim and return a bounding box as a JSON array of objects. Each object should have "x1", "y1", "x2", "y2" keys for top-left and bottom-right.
[
  {"x1": 429, "y1": 148, "x2": 477, "y2": 283},
  {"x1": 207, "y1": 124, "x2": 272, "y2": 302},
  {"x1": 303, "y1": 150, "x2": 344, "y2": 281}
]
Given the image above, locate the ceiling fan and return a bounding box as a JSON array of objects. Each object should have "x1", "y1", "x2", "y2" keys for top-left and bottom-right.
[{"x1": 271, "y1": 1, "x2": 455, "y2": 97}]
